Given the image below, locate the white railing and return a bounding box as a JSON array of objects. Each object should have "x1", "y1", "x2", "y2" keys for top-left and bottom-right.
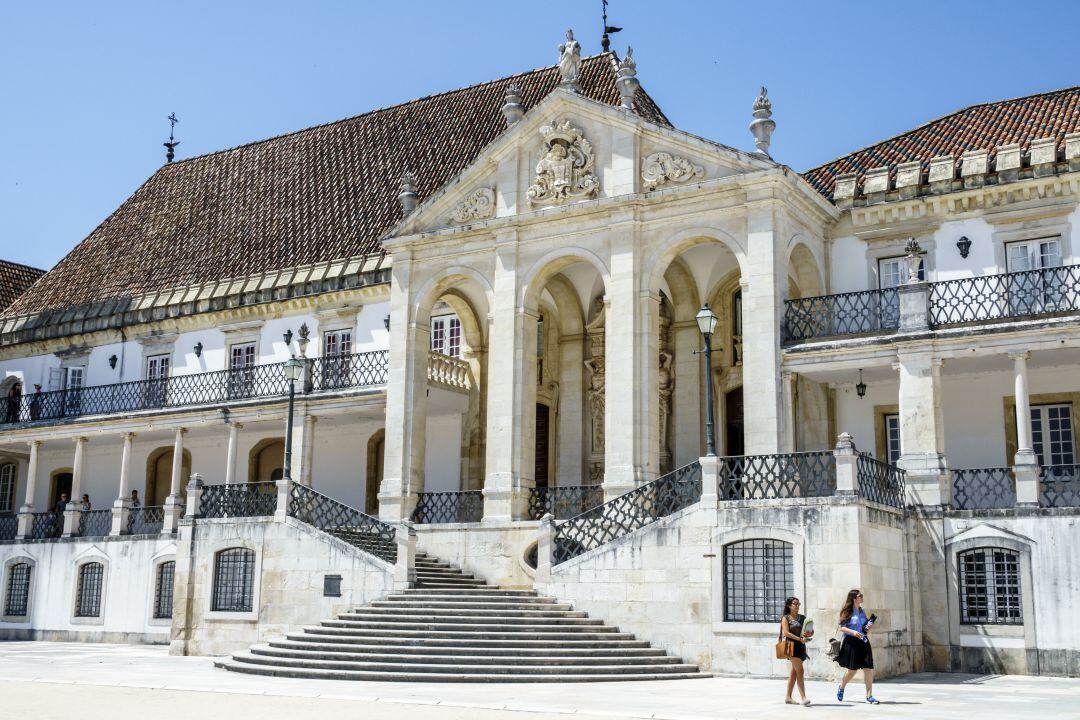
[{"x1": 427, "y1": 352, "x2": 471, "y2": 390}]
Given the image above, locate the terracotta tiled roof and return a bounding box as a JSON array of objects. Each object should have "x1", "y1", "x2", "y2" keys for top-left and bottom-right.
[
  {"x1": 5, "y1": 53, "x2": 669, "y2": 319},
  {"x1": 0, "y1": 259, "x2": 46, "y2": 311},
  {"x1": 802, "y1": 86, "x2": 1080, "y2": 201}
]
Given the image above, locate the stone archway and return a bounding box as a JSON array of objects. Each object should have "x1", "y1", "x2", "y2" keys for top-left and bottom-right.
[
  {"x1": 248, "y1": 438, "x2": 285, "y2": 483},
  {"x1": 145, "y1": 447, "x2": 192, "y2": 506},
  {"x1": 365, "y1": 429, "x2": 384, "y2": 516}
]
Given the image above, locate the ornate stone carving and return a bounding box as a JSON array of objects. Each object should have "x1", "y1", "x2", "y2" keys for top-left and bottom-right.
[
  {"x1": 527, "y1": 120, "x2": 600, "y2": 206},
  {"x1": 450, "y1": 187, "x2": 495, "y2": 224},
  {"x1": 397, "y1": 172, "x2": 419, "y2": 214},
  {"x1": 748, "y1": 86, "x2": 775, "y2": 158},
  {"x1": 584, "y1": 298, "x2": 606, "y2": 467},
  {"x1": 557, "y1": 30, "x2": 581, "y2": 91},
  {"x1": 615, "y1": 47, "x2": 639, "y2": 110},
  {"x1": 658, "y1": 300, "x2": 674, "y2": 474},
  {"x1": 641, "y1": 152, "x2": 705, "y2": 191},
  {"x1": 501, "y1": 84, "x2": 524, "y2": 126}
]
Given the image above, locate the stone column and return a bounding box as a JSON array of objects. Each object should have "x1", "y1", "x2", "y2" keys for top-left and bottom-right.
[
  {"x1": 111, "y1": 432, "x2": 136, "y2": 536},
  {"x1": 671, "y1": 321, "x2": 702, "y2": 466},
  {"x1": 162, "y1": 428, "x2": 187, "y2": 534},
  {"x1": 16, "y1": 439, "x2": 42, "y2": 538},
  {"x1": 1010, "y1": 351, "x2": 1039, "y2": 505},
  {"x1": 63, "y1": 436, "x2": 88, "y2": 537},
  {"x1": 782, "y1": 371, "x2": 797, "y2": 453},
  {"x1": 741, "y1": 202, "x2": 784, "y2": 454},
  {"x1": 896, "y1": 350, "x2": 950, "y2": 506},
  {"x1": 224, "y1": 422, "x2": 242, "y2": 485},
  {"x1": 381, "y1": 254, "x2": 428, "y2": 522},
  {"x1": 556, "y1": 333, "x2": 586, "y2": 485}
]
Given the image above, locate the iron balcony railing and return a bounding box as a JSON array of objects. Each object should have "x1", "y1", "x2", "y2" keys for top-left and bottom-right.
[
  {"x1": 717, "y1": 451, "x2": 836, "y2": 500},
  {"x1": 1039, "y1": 464, "x2": 1080, "y2": 508},
  {"x1": 554, "y1": 461, "x2": 702, "y2": 565},
  {"x1": 198, "y1": 482, "x2": 278, "y2": 519},
  {"x1": 28, "y1": 511, "x2": 62, "y2": 539},
  {"x1": 0, "y1": 515, "x2": 17, "y2": 542},
  {"x1": 76, "y1": 509, "x2": 112, "y2": 538},
  {"x1": 951, "y1": 467, "x2": 1016, "y2": 510},
  {"x1": 127, "y1": 506, "x2": 167, "y2": 535},
  {"x1": 411, "y1": 491, "x2": 484, "y2": 524},
  {"x1": 288, "y1": 482, "x2": 397, "y2": 563},
  {"x1": 0, "y1": 350, "x2": 390, "y2": 427},
  {"x1": 527, "y1": 485, "x2": 604, "y2": 520},
  {"x1": 782, "y1": 288, "x2": 899, "y2": 344},
  {"x1": 930, "y1": 264, "x2": 1080, "y2": 326},
  {"x1": 856, "y1": 454, "x2": 906, "y2": 508}
]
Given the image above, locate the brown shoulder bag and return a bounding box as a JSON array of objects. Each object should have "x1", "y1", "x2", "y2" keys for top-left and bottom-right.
[{"x1": 775, "y1": 622, "x2": 794, "y2": 659}]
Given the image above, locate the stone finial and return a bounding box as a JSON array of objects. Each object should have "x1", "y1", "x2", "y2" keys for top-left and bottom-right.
[
  {"x1": 835, "y1": 431, "x2": 857, "y2": 453},
  {"x1": 615, "y1": 47, "x2": 639, "y2": 110},
  {"x1": 748, "y1": 86, "x2": 776, "y2": 158},
  {"x1": 501, "y1": 84, "x2": 524, "y2": 126},
  {"x1": 904, "y1": 237, "x2": 923, "y2": 283},
  {"x1": 557, "y1": 29, "x2": 582, "y2": 92},
  {"x1": 397, "y1": 172, "x2": 419, "y2": 215}
]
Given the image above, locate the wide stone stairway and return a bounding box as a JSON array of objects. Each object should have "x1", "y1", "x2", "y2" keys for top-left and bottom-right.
[{"x1": 216, "y1": 551, "x2": 710, "y2": 682}]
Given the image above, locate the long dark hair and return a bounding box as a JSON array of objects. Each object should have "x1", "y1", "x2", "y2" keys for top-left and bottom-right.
[
  {"x1": 839, "y1": 588, "x2": 860, "y2": 623},
  {"x1": 783, "y1": 596, "x2": 799, "y2": 618}
]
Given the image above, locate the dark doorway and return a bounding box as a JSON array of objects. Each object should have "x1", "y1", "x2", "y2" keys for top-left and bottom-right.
[
  {"x1": 725, "y1": 387, "x2": 744, "y2": 456},
  {"x1": 51, "y1": 472, "x2": 73, "y2": 508},
  {"x1": 535, "y1": 403, "x2": 550, "y2": 489}
]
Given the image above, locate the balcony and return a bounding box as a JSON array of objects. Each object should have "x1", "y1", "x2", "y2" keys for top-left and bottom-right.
[
  {"x1": 783, "y1": 263, "x2": 1080, "y2": 344},
  {"x1": 0, "y1": 350, "x2": 389, "y2": 428}
]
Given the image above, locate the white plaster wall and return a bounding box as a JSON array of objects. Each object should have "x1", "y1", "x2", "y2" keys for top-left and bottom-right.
[
  {"x1": 424, "y1": 413, "x2": 463, "y2": 493},
  {"x1": 306, "y1": 420, "x2": 381, "y2": 509},
  {"x1": 829, "y1": 235, "x2": 868, "y2": 294}
]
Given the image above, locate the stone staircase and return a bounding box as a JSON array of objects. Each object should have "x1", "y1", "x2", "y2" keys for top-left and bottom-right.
[{"x1": 216, "y1": 551, "x2": 710, "y2": 682}]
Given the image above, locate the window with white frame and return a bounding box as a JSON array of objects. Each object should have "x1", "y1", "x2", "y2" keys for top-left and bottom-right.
[
  {"x1": 884, "y1": 414, "x2": 902, "y2": 466},
  {"x1": 323, "y1": 329, "x2": 352, "y2": 356},
  {"x1": 959, "y1": 547, "x2": 1022, "y2": 625},
  {"x1": 65, "y1": 366, "x2": 84, "y2": 391},
  {"x1": 146, "y1": 353, "x2": 170, "y2": 380},
  {"x1": 878, "y1": 255, "x2": 925, "y2": 288},
  {"x1": 430, "y1": 316, "x2": 462, "y2": 358},
  {"x1": 0, "y1": 463, "x2": 15, "y2": 514},
  {"x1": 229, "y1": 343, "x2": 256, "y2": 369},
  {"x1": 1006, "y1": 238, "x2": 1062, "y2": 273},
  {"x1": 723, "y1": 539, "x2": 794, "y2": 622},
  {"x1": 1031, "y1": 403, "x2": 1075, "y2": 467}
]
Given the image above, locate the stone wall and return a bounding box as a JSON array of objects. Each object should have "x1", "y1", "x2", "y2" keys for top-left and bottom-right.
[{"x1": 417, "y1": 519, "x2": 539, "y2": 588}]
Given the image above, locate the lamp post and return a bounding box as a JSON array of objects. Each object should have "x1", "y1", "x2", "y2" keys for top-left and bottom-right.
[
  {"x1": 695, "y1": 304, "x2": 719, "y2": 457},
  {"x1": 281, "y1": 357, "x2": 304, "y2": 481}
]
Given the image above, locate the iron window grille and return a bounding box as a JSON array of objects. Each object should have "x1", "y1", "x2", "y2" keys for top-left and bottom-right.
[
  {"x1": 723, "y1": 539, "x2": 794, "y2": 623},
  {"x1": 959, "y1": 547, "x2": 1022, "y2": 625},
  {"x1": 5, "y1": 562, "x2": 31, "y2": 616},
  {"x1": 153, "y1": 561, "x2": 175, "y2": 619},
  {"x1": 211, "y1": 548, "x2": 256, "y2": 612},
  {"x1": 75, "y1": 562, "x2": 104, "y2": 618}
]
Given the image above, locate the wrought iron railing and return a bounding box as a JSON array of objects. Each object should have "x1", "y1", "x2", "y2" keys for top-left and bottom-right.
[
  {"x1": 28, "y1": 511, "x2": 62, "y2": 539},
  {"x1": 782, "y1": 288, "x2": 899, "y2": 343},
  {"x1": 76, "y1": 509, "x2": 112, "y2": 537},
  {"x1": 410, "y1": 491, "x2": 484, "y2": 524},
  {"x1": 951, "y1": 467, "x2": 1016, "y2": 510},
  {"x1": 1, "y1": 351, "x2": 390, "y2": 427},
  {"x1": 0, "y1": 515, "x2": 17, "y2": 542},
  {"x1": 856, "y1": 454, "x2": 906, "y2": 508},
  {"x1": 717, "y1": 451, "x2": 836, "y2": 500},
  {"x1": 127, "y1": 506, "x2": 166, "y2": 534},
  {"x1": 1039, "y1": 464, "x2": 1080, "y2": 508},
  {"x1": 930, "y1": 264, "x2": 1080, "y2": 326},
  {"x1": 528, "y1": 485, "x2": 604, "y2": 520},
  {"x1": 198, "y1": 482, "x2": 278, "y2": 519},
  {"x1": 288, "y1": 482, "x2": 397, "y2": 563},
  {"x1": 553, "y1": 461, "x2": 702, "y2": 565},
  {"x1": 428, "y1": 352, "x2": 471, "y2": 390}
]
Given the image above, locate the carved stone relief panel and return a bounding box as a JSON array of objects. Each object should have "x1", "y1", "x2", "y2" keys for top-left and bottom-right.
[
  {"x1": 450, "y1": 187, "x2": 496, "y2": 224},
  {"x1": 641, "y1": 152, "x2": 705, "y2": 191},
  {"x1": 527, "y1": 120, "x2": 600, "y2": 206}
]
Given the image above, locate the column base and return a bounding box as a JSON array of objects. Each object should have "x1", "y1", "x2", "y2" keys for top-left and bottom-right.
[
  {"x1": 1013, "y1": 461, "x2": 1040, "y2": 506},
  {"x1": 61, "y1": 506, "x2": 81, "y2": 537},
  {"x1": 900, "y1": 453, "x2": 950, "y2": 506},
  {"x1": 16, "y1": 506, "x2": 34, "y2": 538},
  {"x1": 378, "y1": 493, "x2": 418, "y2": 523},
  {"x1": 111, "y1": 498, "x2": 132, "y2": 536},
  {"x1": 603, "y1": 464, "x2": 643, "y2": 501},
  {"x1": 482, "y1": 483, "x2": 531, "y2": 522},
  {"x1": 161, "y1": 495, "x2": 184, "y2": 534}
]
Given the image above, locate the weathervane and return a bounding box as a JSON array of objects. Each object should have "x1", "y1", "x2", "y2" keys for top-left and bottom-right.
[
  {"x1": 601, "y1": 0, "x2": 622, "y2": 53},
  {"x1": 164, "y1": 112, "x2": 180, "y2": 163}
]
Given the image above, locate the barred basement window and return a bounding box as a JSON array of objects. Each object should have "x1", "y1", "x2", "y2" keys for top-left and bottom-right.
[
  {"x1": 75, "y1": 562, "x2": 104, "y2": 618},
  {"x1": 724, "y1": 539, "x2": 794, "y2": 622},
  {"x1": 5, "y1": 562, "x2": 31, "y2": 616},
  {"x1": 154, "y1": 561, "x2": 175, "y2": 619},
  {"x1": 211, "y1": 548, "x2": 255, "y2": 612},
  {"x1": 959, "y1": 547, "x2": 1022, "y2": 625}
]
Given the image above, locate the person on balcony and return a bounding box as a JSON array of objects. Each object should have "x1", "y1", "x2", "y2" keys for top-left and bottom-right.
[
  {"x1": 53, "y1": 492, "x2": 69, "y2": 514},
  {"x1": 834, "y1": 588, "x2": 879, "y2": 704},
  {"x1": 4, "y1": 381, "x2": 21, "y2": 423},
  {"x1": 779, "y1": 596, "x2": 812, "y2": 706},
  {"x1": 81, "y1": 494, "x2": 92, "y2": 511}
]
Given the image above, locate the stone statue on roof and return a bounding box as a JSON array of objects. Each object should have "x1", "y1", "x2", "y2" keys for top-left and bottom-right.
[{"x1": 558, "y1": 29, "x2": 581, "y2": 90}]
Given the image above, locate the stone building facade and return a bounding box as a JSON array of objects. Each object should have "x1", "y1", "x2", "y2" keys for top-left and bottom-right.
[{"x1": 0, "y1": 37, "x2": 1077, "y2": 679}]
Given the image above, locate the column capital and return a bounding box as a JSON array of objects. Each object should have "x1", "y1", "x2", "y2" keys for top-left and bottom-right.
[
  {"x1": 173, "y1": 426, "x2": 187, "y2": 436},
  {"x1": 1007, "y1": 350, "x2": 1031, "y2": 362},
  {"x1": 73, "y1": 436, "x2": 88, "y2": 445},
  {"x1": 122, "y1": 431, "x2": 137, "y2": 441},
  {"x1": 228, "y1": 422, "x2": 243, "y2": 431},
  {"x1": 27, "y1": 439, "x2": 43, "y2": 449}
]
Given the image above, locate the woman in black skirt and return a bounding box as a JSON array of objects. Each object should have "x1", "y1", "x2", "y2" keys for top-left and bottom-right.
[
  {"x1": 835, "y1": 588, "x2": 879, "y2": 704},
  {"x1": 779, "y1": 596, "x2": 812, "y2": 705}
]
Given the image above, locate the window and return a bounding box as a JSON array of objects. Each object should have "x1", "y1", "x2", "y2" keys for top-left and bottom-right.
[
  {"x1": 229, "y1": 343, "x2": 256, "y2": 369},
  {"x1": 228, "y1": 343, "x2": 257, "y2": 399},
  {"x1": 1031, "y1": 403, "x2": 1075, "y2": 466},
  {"x1": 0, "y1": 463, "x2": 15, "y2": 514},
  {"x1": 878, "y1": 256, "x2": 925, "y2": 289},
  {"x1": 724, "y1": 539, "x2": 794, "y2": 622},
  {"x1": 4, "y1": 562, "x2": 31, "y2": 617},
  {"x1": 1006, "y1": 238, "x2": 1064, "y2": 315},
  {"x1": 211, "y1": 548, "x2": 256, "y2": 612},
  {"x1": 430, "y1": 316, "x2": 461, "y2": 358},
  {"x1": 1006, "y1": 238, "x2": 1062, "y2": 273},
  {"x1": 884, "y1": 414, "x2": 901, "y2": 466},
  {"x1": 153, "y1": 561, "x2": 175, "y2": 619},
  {"x1": 145, "y1": 354, "x2": 170, "y2": 407},
  {"x1": 323, "y1": 329, "x2": 352, "y2": 356},
  {"x1": 63, "y1": 366, "x2": 84, "y2": 414},
  {"x1": 321, "y1": 330, "x2": 353, "y2": 389},
  {"x1": 75, "y1": 562, "x2": 104, "y2": 618},
  {"x1": 959, "y1": 547, "x2": 1022, "y2": 625}
]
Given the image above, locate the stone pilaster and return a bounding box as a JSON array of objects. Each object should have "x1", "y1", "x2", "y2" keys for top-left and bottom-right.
[
  {"x1": 289, "y1": 410, "x2": 316, "y2": 486},
  {"x1": 896, "y1": 351, "x2": 950, "y2": 506},
  {"x1": 741, "y1": 202, "x2": 783, "y2": 454},
  {"x1": 556, "y1": 333, "x2": 586, "y2": 485},
  {"x1": 672, "y1": 321, "x2": 703, "y2": 466},
  {"x1": 898, "y1": 282, "x2": 930, "y2": 333}
]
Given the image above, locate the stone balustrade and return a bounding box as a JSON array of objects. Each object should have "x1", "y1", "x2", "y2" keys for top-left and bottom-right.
[{"x1": 427, "y1": 351, "x2": 472, "y2": 390}]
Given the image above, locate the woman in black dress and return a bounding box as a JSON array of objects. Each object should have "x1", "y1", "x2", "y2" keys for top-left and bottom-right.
[
  {"x1": 835, "y1": 588, "x2": 880, "y2": 704},
  {"x1": 779, "y1": 596, "x2": 812, "y2": 705}
]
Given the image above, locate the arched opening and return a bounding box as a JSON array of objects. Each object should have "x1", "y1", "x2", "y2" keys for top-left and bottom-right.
[
  {"x1": 49, "y1": 468, "x2": 73, "y2": 510},
  {"x1": 788, "y1": 241, "x2": 824, "y2": 299},
  {"x1": 144, "y1": 447, "x2": 192, "y2": 506},
  {"x1": 248, "y1": 438, "x2": 285, "y2": 483},
  {"x1": 786, "y1": 241, "x2": 830, "y2": 451},
  {"x1": 365, "y1": 429, "x2": 385, "y2": 516}
]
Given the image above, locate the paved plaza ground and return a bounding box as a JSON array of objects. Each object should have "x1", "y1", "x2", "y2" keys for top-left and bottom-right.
[{"x1": 0, "y1": 642, "x2": 1077, "y2": 719}]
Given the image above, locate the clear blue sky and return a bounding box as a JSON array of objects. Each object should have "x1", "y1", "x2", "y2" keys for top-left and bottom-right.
[{"x1": 2, "y1": 1, "x2": 1077, "y2": 270}]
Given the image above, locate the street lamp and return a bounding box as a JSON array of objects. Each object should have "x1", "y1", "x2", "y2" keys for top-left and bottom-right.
[
  {"x1": 281, "y1": 357, "x2": 304, "y2": 481},
  {"x1": 695, "y1": 304, "x2": 719, "y2": 457}
]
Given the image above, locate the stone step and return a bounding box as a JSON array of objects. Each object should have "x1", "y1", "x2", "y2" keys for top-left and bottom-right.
[
  {"x1": 300, "y1": 625, "x2": 635, "y2": 641},
  {"x1": 358, "y1": 603, "x2": 581, "y2": 616},
  {"x1": 415, "y1": 581, "x2": 493, "y2": 588},
  {"x1": 321, "y1": 617, "x2": 609, "y2": 631},
  {"x1": 271, "y1": 638, "x2": 660, "y2": 656},
  {"x1": 334, "y1": 611, "x2": 594, "y2": 624},
  {"x1": 395, "y1": 588, "x2": 540, "y2": 597},
  {"x1": 250, "y1": 644, "x2": 677, "y2": 666},
  {"x1": 287, "y1": 631, "x2": 650, "y2": 649},
  {"x1": 384, "y1": 594, "x2": 556, "y2": 604}
]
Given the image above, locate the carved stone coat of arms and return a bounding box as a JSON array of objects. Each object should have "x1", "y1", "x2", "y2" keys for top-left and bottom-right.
[{"x1": 527, "y1": 120, "x2": 600, "y2": 206}]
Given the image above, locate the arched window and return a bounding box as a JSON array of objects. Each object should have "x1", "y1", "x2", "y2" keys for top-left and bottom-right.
[
  {"x1": 724, "y1": 539, "x2": 794, "y2": 622},
  {"x1": 75, "y1": 562, "x2": 104, "y2": 618},
  {"x1": 212, "y1": 548, "x2": 256, "y2": 612},
  {"x1": 0, "y1": 463, "x2": 16, "y2": 514},
  {"x1": 153, "y1": 561, "x2": 176, "y2": 619},
  {"x1": 959, "y1": 547, "x2": 1022, "y2": 625},
  {"x1": 4, "y1": 562, "x2": 31, "y2": 617}
]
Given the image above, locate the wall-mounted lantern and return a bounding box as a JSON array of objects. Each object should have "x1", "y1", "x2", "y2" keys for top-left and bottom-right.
[
  {"x1": 283, "y1": 328, "x2": 294, "y2": 348},
  {"x1": 384, "y1": 315, "x2": 391, "y2": 331},
  {"x1": 856, "y1": 369, "x2": 867, "y2": 399},
  {"x1": 956, "y1": 235, "x2": 971, "y2": 259},
  {"x1": 108, "y1": 354, "x2": 118, "y2": 369},
  {"x1": 194, "y1": 341, "x2": 203, "y2": 358}
]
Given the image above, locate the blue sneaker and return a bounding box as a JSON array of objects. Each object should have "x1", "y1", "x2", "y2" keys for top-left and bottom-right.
[
  {"x1": 866, "y1": 696, "x2": 880, "y2": 705},
  {"x1": 836, "y1": 685, "x2": 844, "y2": 701}
]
